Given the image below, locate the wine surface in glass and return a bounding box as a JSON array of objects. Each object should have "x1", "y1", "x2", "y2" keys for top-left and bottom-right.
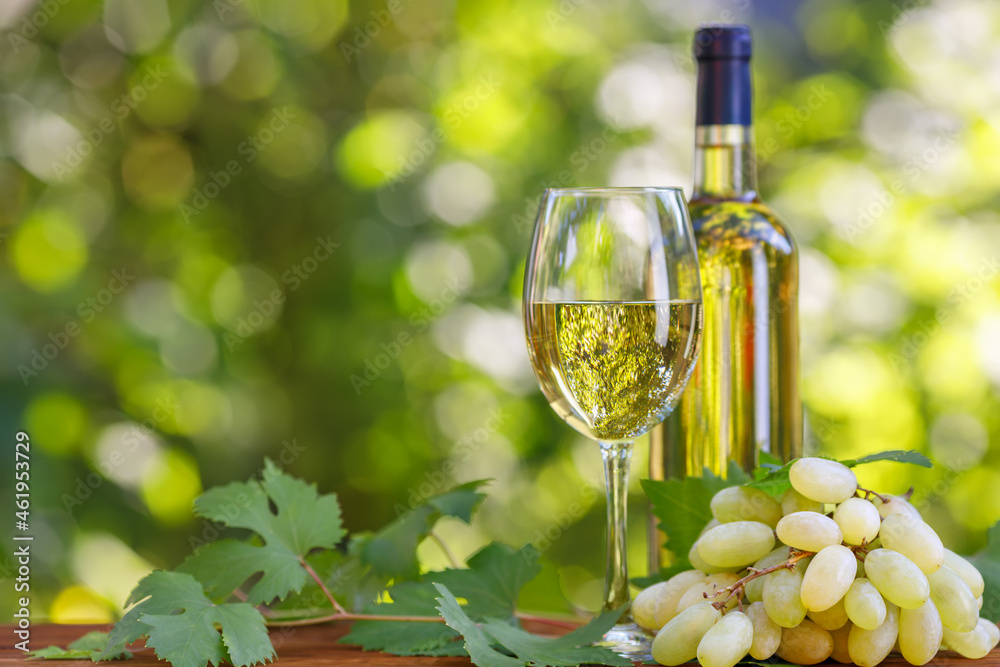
[{"x1": 526, "y1": 301, "x2": 702, "y2": 442}]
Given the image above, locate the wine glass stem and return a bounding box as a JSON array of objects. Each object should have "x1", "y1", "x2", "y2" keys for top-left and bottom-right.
[{"x1": 600, "y1": 440, "x2": 633, "y2": 613}]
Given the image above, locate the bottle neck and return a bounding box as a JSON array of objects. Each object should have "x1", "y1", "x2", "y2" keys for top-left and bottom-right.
[{"x1": 692, "y1": 124, "x2": 758, "y2": 201}]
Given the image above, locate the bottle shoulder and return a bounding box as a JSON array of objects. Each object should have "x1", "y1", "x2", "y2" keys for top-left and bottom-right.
[{"x1": 688, "y1": 199, "x2": 797, "y2": 256}]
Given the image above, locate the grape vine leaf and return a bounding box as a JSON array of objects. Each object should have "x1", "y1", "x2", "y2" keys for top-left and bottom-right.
[
  {"x1": 640, "y1": 461, "x2": 750, "y2": 583},
  {"x1": 435, "y1": 584, "x2": 522, "y2": 667},
  {"x1": 98, "y1": 571, "x2": 273, "y2": 667},
  {"x1": 838, "y1": 450, "x2": 933, "y2": 468},
  {"x1": 434, "y1": 583, "x2": 632, "y2": 667},
  {"x1": 265, "y1": 549, "x2": 351, "y2": 613},
  {"x1": 745, "y1": 449, "x2": 933, "y2": 497},
  {"x1": 177, "y1": 458, "x2": 345, "y2": 604},
  {"x1": 27, "y1": 631, "x2": 131, "y2": 661},
  {"x1": 338, "y1": 580, "x2": 462, "y2": 656},
  {"x1": 341, "y1": 543, "x2": 541, "y2": 655},
  {"x1": 480, "y1": 617, "x2": 634, "y2": 667},
  {"x1": 756, "y1": 450, "x2": 784, "y2": 473},
  {"x1": 360, "y1": 479, "x2": 489, "y2": 580},
  {"x1": 970, "y1": 520, "x2": 1000, "y2": 623}
]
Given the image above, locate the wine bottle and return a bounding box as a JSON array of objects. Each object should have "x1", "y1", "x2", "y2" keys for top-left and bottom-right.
[{"x1": 648, "y1": 24, "x2": 802, "y2": 570}]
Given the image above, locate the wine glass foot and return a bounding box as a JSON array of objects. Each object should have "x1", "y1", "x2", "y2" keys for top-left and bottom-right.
[{"x1": 596, "y1": 622, "x2": 652, "y2": 661}]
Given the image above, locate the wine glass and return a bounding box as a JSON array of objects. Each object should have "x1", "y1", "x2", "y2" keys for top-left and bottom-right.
[{"x1": 522, "y1": 187, "x2": 703, "y2": 656}]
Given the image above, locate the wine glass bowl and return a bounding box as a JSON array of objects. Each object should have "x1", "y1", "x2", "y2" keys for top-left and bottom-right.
[{"x1": 522, "y1": 187, "x2": 703, "y2": 657}]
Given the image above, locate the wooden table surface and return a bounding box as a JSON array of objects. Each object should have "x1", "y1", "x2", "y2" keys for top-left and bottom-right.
[{"x1": 1, "y1": 623, "x2": 996, "y2": 666}]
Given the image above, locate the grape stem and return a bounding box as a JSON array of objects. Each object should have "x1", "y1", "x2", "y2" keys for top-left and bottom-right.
[
  {"x1": 856, "y1": 486, "x2": 889, "y2": 503},
  {"x1": 707, "y1": 550, "x2": 815, "y2": 611},
  {"x1": 299, "y1": 556, "x2": 349, "y2": 615},
  {"x1": 848, "y1": 538, "x2": 872, "y2": 562},
  {"x1": 428, "y1": 530, "x2": 462, "y2": 569},
  {"x1": 265, "y1": 610, "x2": 580, "y2": 630}
]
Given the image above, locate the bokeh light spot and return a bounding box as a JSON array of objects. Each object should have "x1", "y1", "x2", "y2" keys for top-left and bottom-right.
[
  {"x1": 124, "y1": 280, "x2": 187, "y2": 339},
  {"x1": 257, "y1": 106, "x2": 327, "y2": 183},
  {"x1": 26, "y1": 393, "x2": 88, "y2": 456},
  {"x1": 131, "y1": 56, "x2": 200, "y2": 129},
  {"x1": 159, "y1": 322, "x2": 218, "y2": 376},
  {"x1": 945, "y1": 467, "x2": 1000, "y2": 532},
  {"x1": 421, "y1": 161, "x2": 496, "y2": 226},
  {"x1": 10, "y1": 210, "x2": 88, "y2": 292},
  {"x1": 121, "y1": 134, "x2": 194, "y2": 210},
  {"x1": 93, "y1": 422, "x2": 164, "y2": 489},
  {"x1": 141, "y1": 448, "x2": 203, "y2": 524},
  {"x1": 50, "y1": 586, "x2": 114, "y2": 623},
  {"x1": 210, "y1": 264, "x2": 283, "y2": 333},
  {"x1": 335, "y1": 111, "x2": 429, "y2": 188},
  {"x1": 103, "y1": 0, "x2": 171, "y2": 54},
  {"x1": 72, "y1": 533, "x2": 155, "y2": 615},
  {"x1": 173, "y1": 24, "x2": 239, "y2": 85},
  {"x1": 403, "y1": 240, "x2": 472, "y2": 303},
  {"x1": 220, "y1": 30, "x2": 282, "y2": 101},
  {"x1": 249, "y1": 0, "x2": 347, "y2": 51},
  {"x1": 930, "y1": 413, "x2": 988, "y2": 471}
]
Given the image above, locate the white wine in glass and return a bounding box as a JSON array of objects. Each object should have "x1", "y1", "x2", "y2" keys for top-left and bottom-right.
[{"x1": 522, "y1": 187, "x2": 703, "y2": 657}]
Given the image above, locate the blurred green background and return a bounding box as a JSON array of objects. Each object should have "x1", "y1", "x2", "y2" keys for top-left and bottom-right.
[{"x1": 2, "y1": 0, "x2": 999, "y2": 623}]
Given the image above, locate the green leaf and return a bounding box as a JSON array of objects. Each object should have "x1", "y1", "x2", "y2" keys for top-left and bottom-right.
[
  {"x1": 744, "y1": 461, "x2": 794, "y2": 497},
  {"x1": 178, "y1": 540, "x2": 303, "y2": 605},
  {"x1": 745, "y1": 450, "x2": 933, "y2": 497},
  {"x1": 434, "y1": 583, "x2": 523, "y2": 667},
  {"x1": 179, "y1": 459, "x2": 345, "y2": 604},
  {"x1": 426, "y1": 479, "x2": 491, "y2": 522},
  {"x1": 69, "y1": 632, "x2": 115, "y2": 653},
  {"x1": 99, "y1": 571, "x2": 273, "y2": 667},
  {"x1": 435, "y1": 583, "x2": 632, "y2": 667},
  {"x1": 28, "y1": 631, "x2": 132, "y2": 661},
  {"x1": 27, "y1": 646, "x2": 97, "y2": 661},
  {"x1": 970, "y1": 521, "x2": 1000, "y2": 623},
  {"x1": 338, "y1": 581, "x2": 462, "y2": 656},
  {"x1": 361, "y1": 480, "x2": 489, "y2": 580},
  {"x1": 481, "y1": 612, "x2": 633, "y2": 667},
  {"x1": 431, "y1": 543, "x2": 542, "y2": 618},
  {"x1": 838, "y1": 450, "x2": 933, "y2": 468},
  {"x1": 341, "y1": 543, "x2": 541, "y2": 655},
  {"x1": 266, "y1": 549, "x2": 352, "y2": 613},
  {"x1": 758, "y1": 450, "x2": 783, "y2": 467},
  {"x1": 143, "y1": 603, "x2": 272, "y2": 667},
  {"x1": 27, "y1": 631, "x2": 132, "y2": 662},
  {"x1": 641, "y1": 461, "x2": 749, "y2": 574}
]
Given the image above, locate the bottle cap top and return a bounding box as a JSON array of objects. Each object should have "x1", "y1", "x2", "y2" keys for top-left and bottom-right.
[{"x1": 694, "y1": 24, "x2": 752, "y2": 60}]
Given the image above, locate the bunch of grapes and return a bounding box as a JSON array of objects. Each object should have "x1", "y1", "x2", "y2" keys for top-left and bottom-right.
[{"x1": 634, "y1": 457, "x2": 998, "y2": 667}]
